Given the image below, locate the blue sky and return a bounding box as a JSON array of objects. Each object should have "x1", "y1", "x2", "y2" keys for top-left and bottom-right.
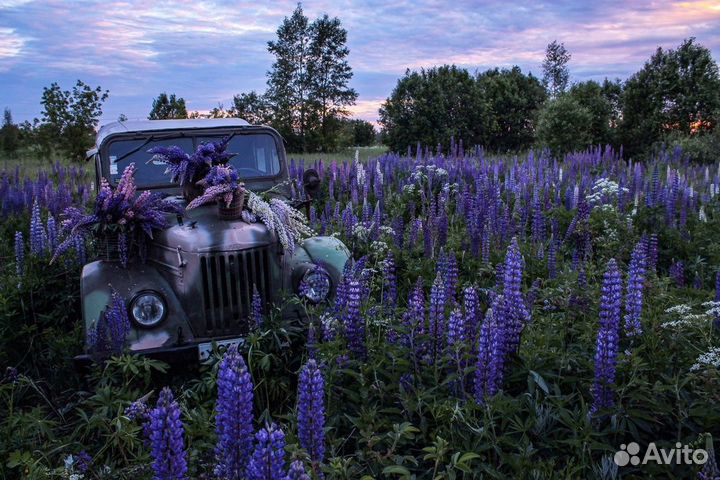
[{"x1": 1, "y1": 0, "x2": 718, "y2": 125}]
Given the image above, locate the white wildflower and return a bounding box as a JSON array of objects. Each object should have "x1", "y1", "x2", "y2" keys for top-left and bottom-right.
[
  {"x1": 699, "y1": 206, "x2": 707, "y2": 222},
  {"x1": 379, "y1": 225, "x2": 395, "y2": 237},
  {"x1": 356, "y1": 161, "x2": 365, "y2": 187},
  {"x1": 370, "y1": 241, "x2": 389, "y2": 256},
  {"x1": 665, "y1": 304, "x2": 692, "y2": 315},
  {"x1": 375, "y1": 161, "x2": 383, "y2": 185},
  {"x1": 690, "y1": 346, "x2": 720, "y2": 372},
  {"x1": 352, "y1": 224, "x2": 371, "y2": 241}
]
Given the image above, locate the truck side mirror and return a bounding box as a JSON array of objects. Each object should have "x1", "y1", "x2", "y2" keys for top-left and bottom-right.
[{"x1": 302, "y1": 169, "x2": 321, "y2": 198}]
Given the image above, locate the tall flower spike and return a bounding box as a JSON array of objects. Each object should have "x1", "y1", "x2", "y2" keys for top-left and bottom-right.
[
  {"x1": 474, "y1": 307, "x2": 495, "y2": 404},
  {"x1": 246, "y1": 423, "x2": 287, "y2": 480},
  {"x1": 502, "y1": 237, "x2": 530, "y2": 354},
  {"x1": 251, "y1": 285, "x2": 263, "y2": 329},
  {"x1": 591, "y1": 258, "x2": 623, "y2": 415},
  {"x1": 148, "y1": 387, "x2": 188, "y2": 480},
  {"x1": 297, "y1": 359, "x2": 326, "y2": 466},
  {"x1": 14, "y1": 231, "x2": 24, "y2": 278},
  {"x1": 429, "y1": 271, "x2": 447, "y2": 362},
  {"x1": 624, "y1": 240, "x2": 647, "y2": 337},
  {"x1": 29, "y1": 200, "x2": 46, "y2": 255},
  {"x1": 214, "y1": 345, "x2": 255, "y2": 480},
  {"x1": 344, "y1": 279, "x2": 365, "y2": 358}
]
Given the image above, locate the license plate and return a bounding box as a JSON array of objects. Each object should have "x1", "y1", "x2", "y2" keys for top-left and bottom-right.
[{"x1": 198, "y1": 337, "x2": 245, "y2": 361}]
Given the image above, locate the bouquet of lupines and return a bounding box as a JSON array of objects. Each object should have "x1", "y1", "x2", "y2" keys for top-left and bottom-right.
[
  {"x1": 246, "y1": 191, "x2": 313, "y2": 255},
  {"x1": 148, "y1": 137, "x2": 235, "y2": 186},
  {"x1": 186, "y1": 164, "x2": 245, "y2": 209},
  {"x1": 52, "y1": 163, "x2": 182, "y2": 266}
]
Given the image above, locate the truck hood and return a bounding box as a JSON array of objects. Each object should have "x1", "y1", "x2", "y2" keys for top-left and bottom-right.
[{"x1": 153, "y1": 201, "x2": 274, "y2": 253}]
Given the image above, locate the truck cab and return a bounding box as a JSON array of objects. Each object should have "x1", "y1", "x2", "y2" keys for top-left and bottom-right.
[{"x1": 79, "y1": 118, "x2": 350, "y2": 363}]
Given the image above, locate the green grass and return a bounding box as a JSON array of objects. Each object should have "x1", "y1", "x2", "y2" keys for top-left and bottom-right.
[
  {"x1": 286, "y1": 145, "x2": 388, "y2": 164},
  {"x1": 0, "y1": 149, "x2": 76, "y2": 176},
  {"x1": 1, "y1": 145, "x2": 388, "y2": 178}
]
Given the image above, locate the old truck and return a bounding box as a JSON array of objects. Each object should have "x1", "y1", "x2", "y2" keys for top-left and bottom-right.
[{"x1": 77, "y1": 118, "x2": 350, "y2": 364}]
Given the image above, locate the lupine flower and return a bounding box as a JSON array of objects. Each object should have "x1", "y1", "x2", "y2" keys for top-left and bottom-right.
[
  {"x1": 670, "y1": 260, "x2": 685, "y2": 287},
  {"x1": 429, "y1": 271, "x2": 447, "y2": 362},
  {"x1": 92, "y1": 290, "x2": 130, "y2": 354},
  {"x1": 247, "y1": 423, "x2": 287, "y2": 480},
  {"x1": 462, "y1": 286, "x2": 480, "y2": 344},
  {"x1": 214, "y1": 345, "x2": 255, "y2": 480},
  {"x1": 591, "y1": 259, "x2": 623, "y2": 415},
  {"x1": 502, "y1": 238, "x2": 530, "y2": 354},
  {"x1": 251, "y1": 285, "x2": 263, "y2": 329},
  {"x1": 29, "y1": 200, "x2": 46, "y2": 255},
  {"x1": 297, "y1": 359, "x2": 325, "y2": 466},
  {"x1": 46, "y1": 215, "x2": 58, "y2": 253},
  {"x1": 74, "y1": 451, "x2": 92, "y2": 474},
  {"x1": 286, "y1": 461, "x2": 310, "y2": 480},
  {"x1": 147, "y1": 387, "x2": 188, "y2": 480},
  {"x1": 624, "y1": 240, "x2": 647, "y2": 337},
  {"x1": 344, "y1": 279, "x2": 365, "y2": 358},
  {"x1": 382, "y1": 252, "x2": 397, "y2": 312},
  {"x1": 14, "y1": 231, "x2": 24, "y2": 278},
  {"x1": 446, "y1": 308, "x2": 466, "y2": 352},
  {"x1": 647, "y1": 234, "x2": 659, "y2": 272}
]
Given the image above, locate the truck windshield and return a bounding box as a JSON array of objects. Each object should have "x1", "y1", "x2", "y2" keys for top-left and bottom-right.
[{"x1": 106, "y1": 133, "x2": 281, "y2": 187}]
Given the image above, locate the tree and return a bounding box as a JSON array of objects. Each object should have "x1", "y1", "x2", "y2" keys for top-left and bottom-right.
[
  {"x1": 535, "y1": 95, "x2": 594, "y2": 157},
  {"x1": 542, "y1": 40, "x2": 571, "y2": 98},
  {"x1": 266, "y1": 4, "x2": 357, "y2": 152},
  {"x1": 39, "y1": 80, "x2": 109, "y2": 160},
  {"x1": 266, "y1": 4, "x2": 312, "y2": 150},
  {"x1": 148, "y1": 93, "x2": 188, "y2": 120},
  {"x1": 1, "y1": 108, "x2": 19, "y2": 157},
  {"x1": 620, "y1": 38, "x2": 720, "y2": 158},
  {"x1": 307, "y1": 14, "x2": 358, "y2": 150},
  {"x1": 380, "y1": 65, "x2": 489, "y2": 154},
  {"x1": 350, "y1": 119, "x2": 375, "y2": 146},
  {"x1": 477, "y1": 67, "x2": 546, "y2": 152},
  {"x1": 229, "y1": 92, "x2": 271, "y2": 125},
  {"x1": 568, "y1": 80, "x2": 621, "y2": 147}
]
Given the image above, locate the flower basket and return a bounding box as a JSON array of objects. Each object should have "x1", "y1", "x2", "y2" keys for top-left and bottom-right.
[{"x1": 218, "y1": 189, "x2": 245, "y2": 220}]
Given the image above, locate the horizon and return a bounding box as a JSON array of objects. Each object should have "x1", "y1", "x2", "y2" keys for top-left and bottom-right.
[{"x1": 1, "y1": 0, "x2": 719, "y2": 126}]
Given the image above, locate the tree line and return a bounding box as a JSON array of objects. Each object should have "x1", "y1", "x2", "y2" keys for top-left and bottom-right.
[
  {"x1": 2, "y1": 7, "x2": 718, "y2": 162},
  {"x1": 380, "y1": 38, "x2": 720, "y2": 162}
]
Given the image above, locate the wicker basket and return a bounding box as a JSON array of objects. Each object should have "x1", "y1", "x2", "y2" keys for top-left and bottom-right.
[{"x1": 218, "y1": 190, "x2": 245, "y2": 220}]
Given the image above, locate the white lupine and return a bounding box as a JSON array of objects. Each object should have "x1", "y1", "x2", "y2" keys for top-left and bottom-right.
[{"x1": 375, "y1": 161, "x2": 383, "y2": 186}]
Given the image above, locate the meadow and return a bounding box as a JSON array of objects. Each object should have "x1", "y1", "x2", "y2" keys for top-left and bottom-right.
[{"x1": 1, "y1": 144, "x2": 719, "y2": 479}]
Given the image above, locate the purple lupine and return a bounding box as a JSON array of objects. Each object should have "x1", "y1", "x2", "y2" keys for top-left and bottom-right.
[
  {"x1": 590, "y1": 259, "x2": 623, "y2": 416},
  {"x1": 251, "y1": 285, "x2": 263, "y2": 329},
  {"x1": 716, "y1": 271, "x2": 720, "y2": 302},
  {"x1": 502, "y1": 238, "x2": 530, "y2": 354},
  {"x1": 14, "y1": 231, "x2": 24, "y2": 278},
  {"x1": 297, "y1": 359, "x2": 325, "y2": 466},
  {"x1": 647, "y1": 234, "x2": 658, "y2": 273},
  {"x1": 429, "y1": 271, "x2": 447, "y2": 362},
  {"x1": 29, "y1": 200, "x2": 46, "y2": 255},
  {"x1": 344, "y1": 279, "x2": 365, "y2": 358},
  {"x1": 214, "y1": 345, "x2": 255, "y2": 480},
  {"x1": 92, "y1": 291, "x2": 130, "y2": 354},
  {"x1": 286, "y1": 461, "x2": 310, "y2": 480},
  {"x1": 444, "y1": 253, "x2": 459, "y2": 305},
  {"x1": 382, "y1": 252, "x2": 397, "y2": 312},
  {"x1": 446, "y1": 308, "x2": 466, "y2": 352},
  {"x1": 670, "y1": 260, "x2": 685, "y2": 287},
  {"x1": 462, "y1": 286, "x2": 480, "y2": 343},
  {"x1": 547, "y1": 240, "x2": 557, "y2": 279},
  {"x1": 474, "y1": 312, "x2": 496, "y2": 405},
  {"x1": 624, "y1": 241, "x2": 647, "y2": 337},
  {"x1": 46, "y1": 216, "x2": 58, "y2": 254},
  {"x1": 147, "y1": 387, "x2": 188, "y2": 480},
  {"x1": 247, "y1": 424, "x2": 287, "y2": 480},
  {"x1": 74, "y1": 451, "x2": 92, "y2": 474}
]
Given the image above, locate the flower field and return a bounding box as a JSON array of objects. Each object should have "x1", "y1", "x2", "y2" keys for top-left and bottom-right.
[{"x1": 1, "y1": 145, "x2": 720, "y2": 479}]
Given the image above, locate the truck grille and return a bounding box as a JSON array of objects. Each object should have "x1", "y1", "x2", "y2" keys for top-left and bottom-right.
[{"x1": 198, "y1": 247, "x2": 272, "y2": 336}]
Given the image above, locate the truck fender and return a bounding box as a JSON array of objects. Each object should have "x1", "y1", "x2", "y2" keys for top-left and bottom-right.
[{"x1": 81, "y1": 260, "x2": 194, "y2": 353}]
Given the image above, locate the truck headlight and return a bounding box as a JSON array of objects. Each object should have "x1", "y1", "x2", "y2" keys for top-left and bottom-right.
[
  {"x1": 299, "y1": 266, "x2": 331, "y2": 304},
  {"x1": 129, "y1": 291, "x2": 167, "y2": 328}
]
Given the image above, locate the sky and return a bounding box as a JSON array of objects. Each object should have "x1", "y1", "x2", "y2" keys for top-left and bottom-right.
[{"x1": 0, "y1": 0, "x2": 719, "y2": 126}]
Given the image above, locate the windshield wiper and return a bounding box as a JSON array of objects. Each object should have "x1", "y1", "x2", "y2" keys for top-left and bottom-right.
[{"x1": 113, "y1": 133, "x2": 183, "y2": 164}]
